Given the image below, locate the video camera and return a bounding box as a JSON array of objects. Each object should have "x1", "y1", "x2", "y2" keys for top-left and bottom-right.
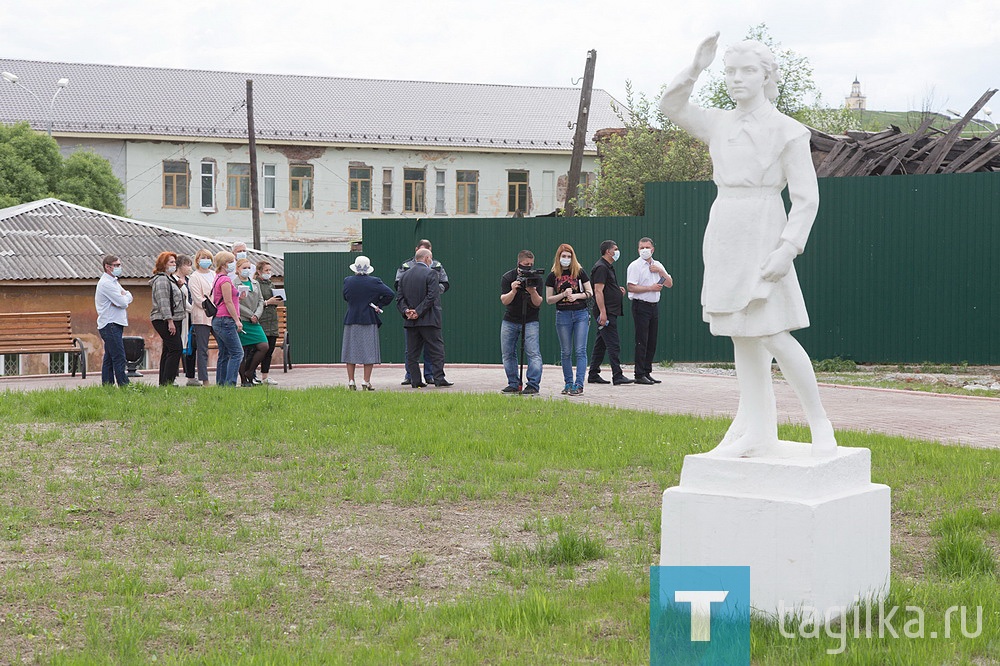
[{"x1": 516, "y1": 266, "x2": 545, "y2": 288}]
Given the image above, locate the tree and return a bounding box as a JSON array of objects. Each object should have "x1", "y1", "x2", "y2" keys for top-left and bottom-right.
[
  {"x1": 578, "y1": 82, "x2": 712, "y2": 216},
  {"x1": 0, "y1": 121, "x2": 124, "y2": 215}
]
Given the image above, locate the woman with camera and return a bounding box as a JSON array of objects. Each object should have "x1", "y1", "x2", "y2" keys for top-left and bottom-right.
[{"x1": 545, "y1": 243, "x2": 593, "y2": 396}]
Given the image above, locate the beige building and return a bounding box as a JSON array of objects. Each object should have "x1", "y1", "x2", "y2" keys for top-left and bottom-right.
[{"x1": 845, "y1": 78, "x2": 866, "y2": 111}]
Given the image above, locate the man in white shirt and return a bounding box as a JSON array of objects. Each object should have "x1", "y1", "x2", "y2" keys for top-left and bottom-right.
[
  {"x1": 95, "y1": 254, "x2": 134, "y2": 386},
  {"x1": 626, "y1": 237, "x2": 673, "y2": 384}
]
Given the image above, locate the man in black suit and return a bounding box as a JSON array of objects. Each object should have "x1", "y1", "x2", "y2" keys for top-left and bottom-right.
[{"x1": 396, "y1": 248, "x2": 452, "y2": 387}]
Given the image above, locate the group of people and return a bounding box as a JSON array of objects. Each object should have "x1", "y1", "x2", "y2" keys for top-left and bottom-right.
[
  {"x1": 498, "y1": 238, "x2": 672, "y2": 396},
  {"x1": 340, "y1": 240, "x2": 453, "y2": 391},
  {"x1": 94, "y1": 242, "x2": 283, "y2": 388}
]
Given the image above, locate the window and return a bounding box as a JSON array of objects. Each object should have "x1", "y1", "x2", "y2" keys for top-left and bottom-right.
[
  {"x1": 0, "y1": 354, "x2": 19, "y2": 377},
  {"x1": 456, "y1": 170, "x2": 478, "y2": 214},
  {"x1": 163, "y1": 161, "x2": 189, "y2": 208},
  {"x1": 49, "y1": 352, "x2": 70, "y2": 374},
  {"x1": 200, "y1": 161, "x2": 215, "y2": 211},
  {"x1": 381, "y1": 168, "x2": 393, "y2": 213},
  {"x1": 349, "y1": 166, "x2": 372, "y2": 212},
  {"x1": 404, "y1": 168, "x2": 425, "y2": 213},
  {"x1": 262, "y1": 164, "x2": 276, "y2": 211},
  {"x1": 227, "y1": 164, "x2": 251, "y2": 209},
  {"x1": 508, "y1": 170, "x2": 529, "y2": 215},
  {"x1": 290, "y1": 165, "x2": 314, "y2": 210},
  {"x1": 434, "y1": 170, "x2": 446, "y2": 215},
  {"x1": 575, "y1": 172, "x2": 592, "y2": 210}
]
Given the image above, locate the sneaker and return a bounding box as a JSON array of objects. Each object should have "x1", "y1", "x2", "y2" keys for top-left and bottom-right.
[
  {"x1": 561, "y1": 383, "x2": 572, "y2": 395},
  {"x1": 264, "y1": 378, "x2": 279, "y2": 385},
  {"x1": 520, "y1": 386, "x2": 539, "y2": 395},
  {"x1": 568, "y1": 385, "x2": 581, "y2": 396},
  {"x1": 502, "y1": 385, "x2": 520, "y2": 394},
  {"x1": 575, "y1": 383, "x2": 584, "y2": 395},
  {"x1": 186, "y1": 378, "x2": 201, "y2": 386}
]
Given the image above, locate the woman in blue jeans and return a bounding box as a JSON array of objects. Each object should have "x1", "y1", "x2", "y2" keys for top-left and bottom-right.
[
  {"x1": 545, "y1": 243, "x2": 593, "y2": 396},
  {"x1": 209, "y1": 250, "x2": 245, "y2": 386}
]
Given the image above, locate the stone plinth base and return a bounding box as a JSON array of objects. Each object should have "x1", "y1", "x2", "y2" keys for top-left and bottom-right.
[{"x1": 660, "y1": 442, "x2": 890, "y2": 621}]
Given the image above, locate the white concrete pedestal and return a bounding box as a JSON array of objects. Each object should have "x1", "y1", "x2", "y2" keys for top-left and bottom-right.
[{"x1": 660, "y1": 442, "x2": 890, "y2": 622}]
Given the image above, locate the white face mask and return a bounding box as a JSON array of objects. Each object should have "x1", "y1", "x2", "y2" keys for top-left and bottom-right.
[
  {"x1": 111, "y1": 266, "x2": 123, "y2": 277},
  {"x1": 235, "y1": 251, "x2": 248, "y2": 260},
  {"x1": 639, "y1": 248, "x2": 653, "y2": 260},
  {"x1": 559, "y1": 257, "x2": 571, "y2": 268},
  {"x1": 241, "y1": 268, "x2": 252, "y2": 278},
  {"x1": 166, "y1": 265, "x2": 176, "y2": 274},
  {"x1": 226, "y1": 262, "x2": 236, "y2": 273},
  {"x1": 612, "y1": 249, "x2": 620, "y2": 262},
  {"x1": 260, "y1": 273, "x2": 272, "y2": 281}
]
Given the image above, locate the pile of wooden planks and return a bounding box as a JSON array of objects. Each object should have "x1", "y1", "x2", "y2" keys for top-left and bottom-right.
[{"x1": 811, "y1": 89, "x2": 1000, "y2": 176}]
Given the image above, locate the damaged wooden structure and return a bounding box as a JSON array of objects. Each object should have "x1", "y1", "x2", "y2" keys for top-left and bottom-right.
[{"x1": 811, "y1": 89, "x2": 1000, "y2": 176}]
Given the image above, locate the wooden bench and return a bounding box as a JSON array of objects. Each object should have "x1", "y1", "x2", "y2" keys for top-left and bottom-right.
[
  {"x1": 0, "y1": 311, "x2": 87, "y2": 378},
  {"x1": 206, "y1": 306, "x2": 291, "y2": 372}
]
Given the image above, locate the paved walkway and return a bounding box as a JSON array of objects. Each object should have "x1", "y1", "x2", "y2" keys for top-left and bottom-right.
[{"x1": 2, "y1": 364, "x2": 998, "y2": 450}]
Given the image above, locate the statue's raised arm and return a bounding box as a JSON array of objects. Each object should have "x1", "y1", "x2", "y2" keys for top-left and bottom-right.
[{"x1": 659, "y1": 32, "x2": 719, "y2": 141}]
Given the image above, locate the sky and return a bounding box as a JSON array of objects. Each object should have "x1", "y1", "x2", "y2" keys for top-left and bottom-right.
[{"x1": 2, "y1": 0, "x2": 998, "y2": 122}]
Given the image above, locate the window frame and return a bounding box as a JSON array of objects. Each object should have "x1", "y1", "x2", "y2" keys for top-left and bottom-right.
[
  {"x1": 289, "y1": 164, "x2": 314, "y2": 211},
  {"x1": 456, "y1": 170, "x2": 478, "y2": 215},
  {"x1": 162, "y1": 160, "x2": 190, "y2": 209},
  {"x1": 507, "y1": 170, "x2": 529, "y2": 215},
  {"x1": 262, "y1": 163, "x2": 277, "y2": 212},
  {"x1": 227, "y1": 163, "x2": 252, "y2": 210},
  {"x1": 0, "y1": 354, "x2": 21, "y2": 377},
  {"x1": 349, "y1": 166, "x2": 372, "y2": 212},
  {"x1": 200, "y1": 160, "x2": 216, "y2": 212},
  {"x1": 403, "y1": 168, "x2": 426, "y2": 214},
  {"x1": 381, "y1": 168, "x2": 393, "y2": 214},
  {"x1": 434, "y1": 169, "x2": 446, "y2": 215}
]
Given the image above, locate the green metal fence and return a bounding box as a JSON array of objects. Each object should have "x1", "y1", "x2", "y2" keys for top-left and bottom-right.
[{"x1": 286, "y1": 172, "x2": 1000, "y2": 365}]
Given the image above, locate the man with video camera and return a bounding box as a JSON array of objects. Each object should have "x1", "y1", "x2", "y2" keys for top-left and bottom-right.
[{"x1": 499, "y1": 250, "x2": 544, "y2": 395}]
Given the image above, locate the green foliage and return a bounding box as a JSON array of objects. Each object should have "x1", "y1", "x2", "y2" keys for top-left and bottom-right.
[
  {"x1": 579, "y1": 82, "x2": 711, "y2": 216},
  {"x1": 57, "y1": 150, "x2": 126, "y2": 216},
  {"x1": 932, "y1": 509, "x2": 998, "y2": 578},
  {"x1": 812, "y1": 357, "x2": 858, "y2": 373},
  {"x1": 0, "y1": 121, "x2": 123, "y2": 214}
]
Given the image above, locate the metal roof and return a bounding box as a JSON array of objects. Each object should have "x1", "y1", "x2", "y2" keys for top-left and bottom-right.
[
  {"x1": 0, "y1": 59, "x2": 624, "y2": 152},
  {"x1": 0, "y1": 199, "x2": 283, "y2": 281}
]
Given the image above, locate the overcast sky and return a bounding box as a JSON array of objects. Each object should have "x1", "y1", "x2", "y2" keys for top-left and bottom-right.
[{"x1": 2, "y1": 0, "x2": 998, "y2": 121}]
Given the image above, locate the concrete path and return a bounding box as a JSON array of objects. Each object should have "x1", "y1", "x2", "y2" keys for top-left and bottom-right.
[{"x1": 3, "y1": 364, "x2": 998, "y2": 450}]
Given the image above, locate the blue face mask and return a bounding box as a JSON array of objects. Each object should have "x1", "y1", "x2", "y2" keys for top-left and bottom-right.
[
  {"x1": 226, "y1": 262, "x2": 236, "y2": 273},
  {"x1": 612, "y1": 249, "x2": 621, "y2": 262},
  {"x1": 236, "y1": 251, "x2": 248, "y2": 260},
  {"x1": 112, "y1": 266, "x2": 123, "y2": 277},
  {"x1": 198, "y1": 259, "x2": 212, "y2": 269},
  {"x1": 241, "y1": 268, "x2": 252, "y2": 278}
]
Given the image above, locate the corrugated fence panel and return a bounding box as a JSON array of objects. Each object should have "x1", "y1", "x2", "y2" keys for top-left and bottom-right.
[{"x1": 287, "y1": 172, "x2": 999, "y2": 366}]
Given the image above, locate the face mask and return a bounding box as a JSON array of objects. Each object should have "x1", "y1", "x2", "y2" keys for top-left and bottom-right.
[
  {"x1": 612, "y1": 250, "x2": 620, "y2": 262},
  {"x1": 226, "y1": 262, "x2": 236, "y2": 273},
  {"x1": 261, "y1": 273, "x2": 272, "y2": 281},
  {"x1": 111, "y1": 266, "x2": 122, "y2": 277},
  {"x1": 198, "y1": 259, "x2": 212, "y2": 269},
  {"x1": 241, "y1": 268, "x2": 252, "y2": 278},
  {"x1": 236, "y1": 251, "x2": 248, "y2": 260},
  {"x1": 639, "y1": 248, "x2": 653, "y2": 260},
  {"x1": 559, "y1": 257, "x2": 571, "y2": 268},
  {"x1": 167, "y1": 265, "x2": 176, "y2": 274}
]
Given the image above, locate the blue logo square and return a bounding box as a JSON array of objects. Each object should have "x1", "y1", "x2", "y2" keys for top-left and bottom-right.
[{"x1": 650, "y1": 566, "x2": 750, "y2": 666}]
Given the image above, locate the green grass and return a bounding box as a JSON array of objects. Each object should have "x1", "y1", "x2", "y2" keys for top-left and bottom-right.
[{"x1": 0, "y1": 386, "x2": 997, "y2": 664}]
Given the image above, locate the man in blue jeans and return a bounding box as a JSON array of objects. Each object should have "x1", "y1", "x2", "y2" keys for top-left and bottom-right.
[
  {"x1": 94, "y1": 254, "x2": 133, "y2": 386},
  {"x1": 499, "y1": 250, "x2": 543, "y2": 395}
]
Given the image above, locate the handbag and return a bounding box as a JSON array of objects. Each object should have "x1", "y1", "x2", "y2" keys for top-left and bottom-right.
[{"x1": 202, "y1": 276, "x2": 221, "y2": 317}]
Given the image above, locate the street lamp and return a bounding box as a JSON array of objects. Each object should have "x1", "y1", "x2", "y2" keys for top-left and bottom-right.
[
  {"x1": 1, "y1": 71, "x2": 70, "y2": 136},
  {"x1": 946, "y1": 107, "x2": 995, "y2": 134}
]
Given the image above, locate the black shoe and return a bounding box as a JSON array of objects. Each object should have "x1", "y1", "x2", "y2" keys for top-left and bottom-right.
[
  {"x1": 434, "y1": 380, "x2": 454, "y2": 387},
  {"x1": 502, "y1": 385, "x2": 520, "y2": 394},
  {"x1": 520, "y1": 386, "x2": 539, "y2": 395},
  {"x1": 401, "y1": 379, "x2": 411, "y2": 386},
  {"x1": 588, "y1": 375, "x2": 610, "y2": 384},
  {"x1": 650, "y1": 377, "x2": 662, "y2": 383},
  {"x1": 411, "y1": 382, "x2": 427, "y2": 388},
  {"x1": 635, "y1": 375, "x2": 655, "y2": 385},
  {"x1": 612, "y1": 377, "x2": 635, "y2": 385}
]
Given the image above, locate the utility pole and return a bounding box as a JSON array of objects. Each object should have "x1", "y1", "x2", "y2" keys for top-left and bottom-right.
[
  {"x1": 246, "y1": 79, "x2": 262, "y2": 250},
  {"x1": 563, "y1": 49, "x2": 597, "y2": 218}
]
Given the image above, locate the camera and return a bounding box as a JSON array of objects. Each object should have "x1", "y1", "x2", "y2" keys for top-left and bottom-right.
[{"x1": 516, "y1": 267, "x2": 544, "y2": 288}]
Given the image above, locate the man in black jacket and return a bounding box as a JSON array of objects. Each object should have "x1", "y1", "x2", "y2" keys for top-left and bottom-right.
[
  {"x1": 396, "y1": 248, "x2": 452, "y2": 387},
  {"x1": 395, "y1": 239, "x2": 449, "y2": 385},
  {"x1": 588, "y1": 239, "x2": 634, "y2": 385}
]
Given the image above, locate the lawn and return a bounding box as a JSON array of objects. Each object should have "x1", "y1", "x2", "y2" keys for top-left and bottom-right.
[{"x1": 0, "y1": 386, "x2": 997, "y2": 664}]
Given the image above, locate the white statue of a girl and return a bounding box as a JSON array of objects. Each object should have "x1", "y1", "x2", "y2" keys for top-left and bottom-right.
[{"x1": 659, "y1": 33, "x2": 837, "y2": 458}]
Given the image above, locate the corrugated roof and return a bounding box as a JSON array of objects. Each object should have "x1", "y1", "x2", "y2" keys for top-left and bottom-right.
[
  {"x1": 0, "y1": 199, "x2": 283, "y2": 281},
  {"x1": 0, "y1": 59, "x2": 624, "y2": 152}
]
